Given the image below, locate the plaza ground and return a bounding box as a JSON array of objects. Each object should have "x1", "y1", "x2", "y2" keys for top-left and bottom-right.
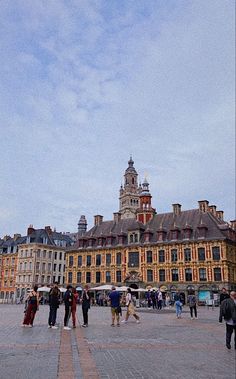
[{"x1": 0, "y1": 304, "x2": 235, "y2": 379}]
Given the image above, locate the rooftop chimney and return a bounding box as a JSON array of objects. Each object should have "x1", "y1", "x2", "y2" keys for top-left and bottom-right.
[
  {"x1": 198, "y1": 200, "x2": 209, "y2": 213},
  {"x1": 94, "y1": 215, "x2": 103, "y2": 226},
  {"x1": 45, "y1": 226, "x2": 52, "y2": 235},
  {"x1": 208, "y1": 205, "x2": 217, "y2": 216},
  {"x1": 230, "y1": 220, "x2": 236, "y2": 230},
  {"x1": 3, "y1": 235, "x2": 11, "y2": 241},
  {"x1": 27, "y1": 225, "x2": 35, "y2": 236},
  {"x1": 216, "y1": 211, "x2": 224, "y2": 221},
  {"x1": 13, "y1": 233, "x2": 21, "y2": 241},
  {"x1": 113, "y1": 212, "x2": 121, "y2": 223},
  {"x1": 172, "y1": 203, "x2": 181, "y2": 216}
]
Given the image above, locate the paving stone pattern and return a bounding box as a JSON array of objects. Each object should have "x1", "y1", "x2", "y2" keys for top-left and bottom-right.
[{"x1": 0, "y1": 305, "x2": 235, "y2": 379}]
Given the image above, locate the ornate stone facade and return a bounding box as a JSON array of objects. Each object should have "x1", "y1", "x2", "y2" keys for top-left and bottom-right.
[{"x1": 65, "y1": 159, "x2": 236, "y2": 299}]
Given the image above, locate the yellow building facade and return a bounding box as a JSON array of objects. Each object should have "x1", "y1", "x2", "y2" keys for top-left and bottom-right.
[{"x1": 65, "y1": 159, "x2": 236, "y2": 301}]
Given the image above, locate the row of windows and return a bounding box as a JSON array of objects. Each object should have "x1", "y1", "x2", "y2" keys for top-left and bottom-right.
[
  {"x1": 68, "y1": 247, "x2": 221, "y2": 268},
  {"x1": 67, "y1": 267, "x2": 222, "y2": 284},
  {"x1": 1, "y1": 257, "x2": 15, "y2": 265},
  {"x1": 146, "y1": 268, "x2": 221, "y2": 282}
]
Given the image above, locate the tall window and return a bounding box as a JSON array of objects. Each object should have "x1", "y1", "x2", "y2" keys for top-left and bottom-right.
[
  {"x1": 69, "y1": 256, "x2": 73, "y2": 267},
  {"x1": 199, "y1": 268, "x2": 207, "y2": 281},
  {"x1": 77, "y1": 272, "x2": 81, "y2": 283},
  {"x1": 146, "y1": 251, "x2": 153, "y2": 263},
  {"x1": 128, "y1": 252, "x2": 139, "y2": 267},
  {"x1": 147, "y1": 269, "x2": 153, "y2": 282},
  {"x1": 86, "y1": 255, "x2": 91, "y2": 267},
  {"x1": 96, "y1": 271, "x2": 101, "y2": 283},
  {"x1": 171, "y1": 249, "x2": 178, "y2": 262},
  {"x1": 106, "y1": 254, "x2": 111, "y2": 266},
  {"x1": 159, "y1": 269, "x2": 165, "y2": 282},
  {"x1": 185, "y1": 268, "x2": 192, "y2": 281},
  {"x1": 106, "y1": 271, "x2": 111, "y2": 283},
  {"x1": 96, "y1": 254, "x2": 101, "y2": 266},
  {"x1": 78, "y1": 256, "x2": 82, "y2": 267},
  {"x1": 116, "y1": 271, "x2": 122, "y2": 283},
  {"x1": 116, "y1": 252, "x2": 121, "y2": 265},
  {"x1": 184, "y1": 248, "x2": 191, "y2": 262},
  {"x1": 68, "y1": 272, "x2": 72, "y2": 283},
  {"x1": 86, "y1": 272, "x2": 91, "y2": 283},
  {"x1": 158, "y1": 250, "x2": 165, "y2": 263},
  {"x1": 198, "y1": 248, "x2": 205, "y2": 261},
  {"x1": 214, "y1": 268, "x2": 222, "y2": 281},
  {"x1": 212, "y1": 246, "x2": 220, "y2": 261},
  {"x1": 172, "y1": 269, "x2": 179, "y2": 281}
]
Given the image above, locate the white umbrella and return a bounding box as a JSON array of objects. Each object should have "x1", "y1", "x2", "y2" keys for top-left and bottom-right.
[
  {"x1": 76, "y1": 286, "x2": 83, "y2": 291},
  {"x1": 91, "y1": 284, "x2": 112, "y2": 290},
  {"x1": 132, "y1": 288, "x2": 146, "y2": 292},
  {"x1": 116, "y1": 286, "x2": 129, "y2": 291},
  {"x1": 38, "y1": 286, "x2": 50, "y2": 292},
  {"x1": 59, "y1": 288, "x2": 66, "y2": 293}
]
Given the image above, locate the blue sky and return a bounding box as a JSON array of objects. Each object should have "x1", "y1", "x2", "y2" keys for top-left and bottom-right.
[{"x1": 0, "y1": 0, "x2": 235, "y2": 236}]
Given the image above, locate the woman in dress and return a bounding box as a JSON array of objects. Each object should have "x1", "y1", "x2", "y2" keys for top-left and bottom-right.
[{"x1": 22, "y1": 285, "x2": 39, "y2": 327}]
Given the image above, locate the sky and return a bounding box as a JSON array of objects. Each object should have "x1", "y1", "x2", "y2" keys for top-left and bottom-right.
[{"x1": 0, "y1": 0, "x2": 235, "y2": 236}]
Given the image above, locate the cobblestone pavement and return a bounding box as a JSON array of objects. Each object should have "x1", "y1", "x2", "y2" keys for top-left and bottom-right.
[{"x1": 0, "y1": 304, "x2": 235, "y2": 379}]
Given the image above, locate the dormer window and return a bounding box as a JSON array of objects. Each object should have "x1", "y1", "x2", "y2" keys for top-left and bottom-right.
[
  {"x1": 129, "y1": 232, "x2": 139, "y2": 244},
  {"x1": 171, "y1": 230, "x2": 179, "y2": 240}
]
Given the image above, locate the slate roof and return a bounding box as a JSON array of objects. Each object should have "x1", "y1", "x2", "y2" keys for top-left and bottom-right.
[{"x1": 70, "y1": 208, "x2": 235, "y2": 250}]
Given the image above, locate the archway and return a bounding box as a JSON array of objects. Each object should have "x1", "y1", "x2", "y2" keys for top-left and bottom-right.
[{"x1": 129, "y1": 283, "x2": 138, "y2": 289}]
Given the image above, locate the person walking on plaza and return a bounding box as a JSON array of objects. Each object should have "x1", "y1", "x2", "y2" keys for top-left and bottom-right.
[
  {"x1": 151, "y1": 290, "x2": 157, "y2": 309},
  {"x1": 81, "y1": 285, "x2": 90, "y2": 327},
  {"x1": 187, "y1": 291, "x2": 197, "y2": 319},
  {"x1": 165, "y1": 294, "x2": 170, "y2": 309},
  {"x1": 220, "y1": 287, "x2": 230, "y2": 304},
  {"x1": 71, "y1": 287, "x2": 79, "y2": 328},
  {"x1": 22, "y1": 285, "x2": 39, "y2": 327},
  {"x1": 219, "y1": 291, "x2": 236, "y2": 350},
  {"x1": 174, "y1": 291, "x2": 183, "y2": 319},
  {"x1": 63, "y1": 285, "x2": 73, "y2": 330},
  {"x1": 157, "y1": 290, "x2": 163, "y2": 310},
  {"x1": 122, "y1": 288, "x2": 140, "y2": 324},
  {"x1": 48, "y1": 282, "x2": 60, "y2": 329},
  {"x1": 108, "y1": 285, "x2": 121, "y2": 327}
]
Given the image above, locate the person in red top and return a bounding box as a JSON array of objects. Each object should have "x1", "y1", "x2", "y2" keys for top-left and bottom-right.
[{"x1": 71, "y1": 287, "x2": 79, "y2": 328}]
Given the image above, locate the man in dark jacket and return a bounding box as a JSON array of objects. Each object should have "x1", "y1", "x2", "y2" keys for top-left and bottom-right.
[
  {"x1": 219, "y1": 291, "x2": 236, "y2": 349},
  {"x1": 219, "y1": 288, "x2": 230, "y2": 304},
  {"x1": 63, "y1": 285, "x2": 73, "y2": 330},
  {"x1": 48, "y1": 282, "x2": 60, "y2": 329}
]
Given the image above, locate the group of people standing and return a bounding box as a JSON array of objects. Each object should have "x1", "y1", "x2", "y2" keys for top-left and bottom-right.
[{"x1": 22, "y1": 283, "x2": 91, "y2": 330}]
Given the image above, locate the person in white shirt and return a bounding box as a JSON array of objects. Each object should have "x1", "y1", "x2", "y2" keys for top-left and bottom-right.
[{"x1": 121, "y1": 288, "x2": 140, "y2": 324}]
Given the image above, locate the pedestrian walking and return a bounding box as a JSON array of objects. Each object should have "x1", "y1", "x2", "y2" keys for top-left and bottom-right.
[
  {"x1": 151, "y1": 290, "x2": 157, "y2": 309},
  {"x1": 22, "y1": 285, "x2": 39, "y2": 327},
  {"x1": 81, "y1": 285, "x2": 90, "y2": 327},
  {"x1": 71, "y1": 287, "x2": 79, "y2": 328},
  {"x1": 220, "y1": 287, "x2": 230, "y2": 304},
  {"x1": 122, "y1": 288, "x2": 140, "y2": 324},
  {"x1": 48, "y1": 282, "x2": 60, "y2": 329},
  {"x1": 108, "y1": 285, "x2": 121, "y2": 327},
  {"x1": 174, "y1": 291, "x2": 182, "y2": 319},
  {"x1": 157, "y1": 291, "x2": 163, "y2": 310},
  {"x1": 165, "y1": 294, "x2": 170, "y2": 309},
  {"x1": 187, "y1": 291, "x2": 198, "y2": 319},
  {"x1": 63, "y1": 285, "x2": 73, "y2": 330},
  {"x1": 219, "y1": 291, "x2": 236, "y2": 350}
]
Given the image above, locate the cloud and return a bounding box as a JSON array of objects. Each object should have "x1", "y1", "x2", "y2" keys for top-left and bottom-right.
[{"x1": 0, "y1": 0, "x2": 234, "y2": 235}]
